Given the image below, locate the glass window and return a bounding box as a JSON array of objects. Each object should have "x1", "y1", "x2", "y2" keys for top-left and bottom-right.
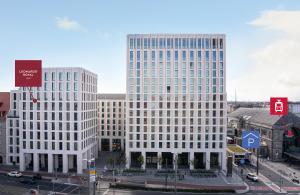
[
  {"x1": 220, "y1": 51, "x2": 223, "y2": 61},
  {"x1": 137, "y1": 51, "x2": 140, "y2": 61},
  {"x1": 197, "y1": 38, "x2": 201, "y2": 49},
  {"x1": 159, "y1": 51, "x2": 163, "y2": 61},
  {"x1": 51, "y1": 72, "x2": 55, "y2": 81},
  {"x1": 130, "y1": 51, "x2": 134, "y2": 61},
  {"x1": 59, "y1": 72, "x2": 63, "y2": 81},
  {"x1": 151, "y1": 51, "x2": 155, "y2": 61},
  {"x1": 74, "y1": 72, "x2": 78, "y2": 81},
  {"x1": 190, "y1": 51, "x2": 194, "y2": 61},
  {"x1": 182, "y1": 51, "x2": 186, "y2": 61},
  {"x1": 44, "y1": 72, "x2": 48, "y2": 81}
]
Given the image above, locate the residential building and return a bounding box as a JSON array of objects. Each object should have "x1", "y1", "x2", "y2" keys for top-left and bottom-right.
[
  {"x1": 6, "y1": 90, "x2": 20, "y2": 165},
  {"x1": 126, "y1": 34, "x2": 227, "y2": 170},
  {"x1": 7, "y1": 67, "x2": 98, "y2": 174},
  {"x1": 0, "y1": 92, "x2": 10, "y2": 164},
  {"x1": 229, "y1": 107, "x2": 300, "y2": 161},
  {"x1": 97, "y1": 94, "x2": 126, "y2": 152}
]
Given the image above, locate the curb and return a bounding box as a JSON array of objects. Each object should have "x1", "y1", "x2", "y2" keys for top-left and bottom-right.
[{"x1": 235, "y1": 182, "x2": 249, "y2": 194}]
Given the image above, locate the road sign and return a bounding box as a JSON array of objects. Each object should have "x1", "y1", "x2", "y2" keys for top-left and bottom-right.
[
  {"x1": 270, "y1": 97, "x2": 288, "y2": 115},
  {"x1": 242, "y1": 130, "x2": 260, "y2": 149},
  {"x1": 89, "y1": 170, "x2": 96, "y2": 175}
]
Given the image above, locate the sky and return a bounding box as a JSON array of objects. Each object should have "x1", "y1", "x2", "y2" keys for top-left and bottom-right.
[{"x1": 0, "y1": 0, "x2": 300, "y2": 101}]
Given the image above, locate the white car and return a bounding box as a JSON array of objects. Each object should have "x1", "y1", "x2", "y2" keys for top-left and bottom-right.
[
  {"x1": 246, "y1": 173, "x2": 258, "y2": 182},
  {"x1": 7, "y1": 171, "x2": 22, "y2": 177}
]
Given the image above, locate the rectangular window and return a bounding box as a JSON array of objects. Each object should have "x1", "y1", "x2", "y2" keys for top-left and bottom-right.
[{"x1": 182, "y1": 51, "x2": 186, "y2": 61}]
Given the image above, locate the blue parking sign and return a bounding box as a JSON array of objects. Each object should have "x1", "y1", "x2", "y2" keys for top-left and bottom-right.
[{"x1": 242, "y1": 130, "x2": 260, "y2": 149}]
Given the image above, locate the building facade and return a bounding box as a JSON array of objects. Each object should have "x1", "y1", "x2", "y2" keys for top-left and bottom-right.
[
  {"x1": 7, "y1": 67, "x2": 98, "y2": 174},
  {"x1": 0, "y1": 92, "x2": 10, "y2": 164},
  {"x1": 97, "y1": 94, "x2": 126, "y2": 152},
  {"x1": 229, "y1": 107, "x2": 300, "y2": 161},
  {"x1": 126, "y1": 34, "x2": 227, "y2": 170}
]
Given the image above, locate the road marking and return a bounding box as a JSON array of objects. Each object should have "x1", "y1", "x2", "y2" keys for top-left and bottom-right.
[{"x1": 103, "y1": 189, "x2": 109, "y2": 195}]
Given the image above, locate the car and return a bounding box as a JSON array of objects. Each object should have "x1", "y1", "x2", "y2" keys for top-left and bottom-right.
[
  {"x1": 32, "y1": 173, "x2": 42, "y2": 180},
  {"x1": 246, "y1": 173, "x2": 258, "y2": 182},
  {"x1": 292, "y1": 176, "x2": 300, "y2": 184},
  {"x1": 29, "y1": 189, "x2": 39, "y2": 194},
  {"x1": 7, "y1": 171, "x2": 22, "y2": 177},
  {"x1": 20, "y1": 179, "x2": 37, "y2": 185}
]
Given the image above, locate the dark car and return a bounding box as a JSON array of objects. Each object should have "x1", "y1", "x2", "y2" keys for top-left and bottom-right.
[
  {"x1": 292, "y1": 177, "x2": 300, "y2": 184},
  {"x1": 32, "y1": 174, "x2": 42, "y2": 180},
  {"x1": 20, "y1": 179, "x2": 36, "y2": 185}
]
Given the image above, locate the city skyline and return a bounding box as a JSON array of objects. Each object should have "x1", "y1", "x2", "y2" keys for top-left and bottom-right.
[{"x1": 1, "y1": 0, "x2": 300, "y2": 101}]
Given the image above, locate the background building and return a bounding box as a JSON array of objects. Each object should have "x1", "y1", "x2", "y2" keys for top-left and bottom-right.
[
  {"x1": 0, "y1": 92, "x2": 10, "y2": 164},
  {"x1": 6, "y1": 90, "x2": 20, "y2": 165},
  {"x1": 97, "y1": 94, "x2": 126, "y2": 152},
  {"x1": 126, "y1": 34, "x2": 227, "y2": 170},
  {"x1": 229, "y1": 107, "x2": 300, "y2": 161},
  {"x1": 7, "y1": 67, "x2": 98, "y2": 174}
]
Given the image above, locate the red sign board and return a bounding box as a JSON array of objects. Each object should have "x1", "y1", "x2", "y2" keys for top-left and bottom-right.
[
  {"x1": 15, "y1": 60, "x2": 42, "y2": 87},
  {"x1": 270, "y1": 97, "x2": 288, "y2": 115},
  {"x1": 287, "y1": 129, "x2": 294, "y2": 138}
]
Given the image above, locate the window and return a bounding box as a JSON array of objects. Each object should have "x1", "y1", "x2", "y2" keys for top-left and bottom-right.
[
  {"x1": 74, "y1": 72, "x2": 78, "y2": 81},
  {"x1": 59, "y1": 72, "x2": 63, "y2": 81}
]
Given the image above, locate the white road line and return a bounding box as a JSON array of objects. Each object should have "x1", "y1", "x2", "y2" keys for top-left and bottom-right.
[{"x1": 103, "y1": 189, "x2": 109, "y2": 195}]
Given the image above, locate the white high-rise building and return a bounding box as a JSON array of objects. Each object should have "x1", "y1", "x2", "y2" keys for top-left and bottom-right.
[
  {"x1": 97, "y1": 94, "x2": 126, "y2": 152},
  {"x1": 7, "y1": 67, "x2": 98, "y2": 174},
  {"x1": 126, "y1": 34, "x2": 227, "y2": 170}
]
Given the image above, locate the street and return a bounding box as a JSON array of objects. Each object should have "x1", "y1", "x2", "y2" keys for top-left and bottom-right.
[{"x1": 0, "y1": 173, "x2": 88, "y2": 194}]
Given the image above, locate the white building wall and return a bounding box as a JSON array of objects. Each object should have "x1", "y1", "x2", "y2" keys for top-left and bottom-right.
[
  {"x1": 7, "y1": 68, "x2": 98, "y2": 174},
  {"x1": 126, "y1": 34, "x2": 227, "y2": 170},
  {"x1": 97, "y1": 94, "x2": 126, "y2": 152}
]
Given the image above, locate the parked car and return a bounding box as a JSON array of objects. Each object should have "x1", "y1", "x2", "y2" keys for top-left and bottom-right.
[
  {"x1": 20, "y1": 179, "x2": 36, "y2": 185},
  {"x1": 292, "y1": 176, "x2": 300, "y2": 184},
  {"x1": 33, "y1": 173, "x2": 42, "y2": 180},
  {"x1": 246, "y1": 173, "x2": 258, "y2": 182},
  {"x1": 29, "y1": 189, "x2": 39, "y2": 194},
  {"x1": 7, "y1": 171, "x2": 22, "y2": 177}
]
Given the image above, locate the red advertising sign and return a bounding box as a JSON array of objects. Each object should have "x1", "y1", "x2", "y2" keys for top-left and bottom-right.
[
  {"x1": 270, "y1": 97, "x2": 288, "y2": 115},
  {"x1": 15, "y1": 60, "x2": 42, "y2": 87}
]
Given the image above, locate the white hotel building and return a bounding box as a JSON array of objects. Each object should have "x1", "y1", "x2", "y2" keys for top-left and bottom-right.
[
  {"x1": 7, "y1": 67, "x2": 98, "y2": 174},
  {"x1": 126, "y1": 34, "x2": 227, "y2": 170}
]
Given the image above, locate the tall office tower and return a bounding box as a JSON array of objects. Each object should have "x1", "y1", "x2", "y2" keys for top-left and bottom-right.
[
  {"x1": 8, "y1": 67, "x2": 99, "y2": 174},
  {"x1": 126, "y1": 34, "x2": 227, "y2": 170},
  {"x1": 97, "y1": 94, "x2": 126, "y2": 152}
]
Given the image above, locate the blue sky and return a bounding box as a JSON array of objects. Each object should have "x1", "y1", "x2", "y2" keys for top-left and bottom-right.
[{"x1": 1, "y1": 0, "x2": 300, "y2": 101}]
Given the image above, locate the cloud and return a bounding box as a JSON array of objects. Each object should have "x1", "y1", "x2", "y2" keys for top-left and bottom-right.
[
  {"x1": 229, "y1": 10, "x2": 300, "y2": 101},
  {"x1": 55, "y1": 17, "x2": 86, "y2": 32}
]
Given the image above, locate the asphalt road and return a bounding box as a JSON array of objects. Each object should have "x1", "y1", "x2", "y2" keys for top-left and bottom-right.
[{"x1": 0, "y1": 173, "x2": 88, "y2": 194}]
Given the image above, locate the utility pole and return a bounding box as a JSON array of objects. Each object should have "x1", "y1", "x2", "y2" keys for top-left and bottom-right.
[{"x1": 256, "y1": 147, "x2": 259, "y2": 175}]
